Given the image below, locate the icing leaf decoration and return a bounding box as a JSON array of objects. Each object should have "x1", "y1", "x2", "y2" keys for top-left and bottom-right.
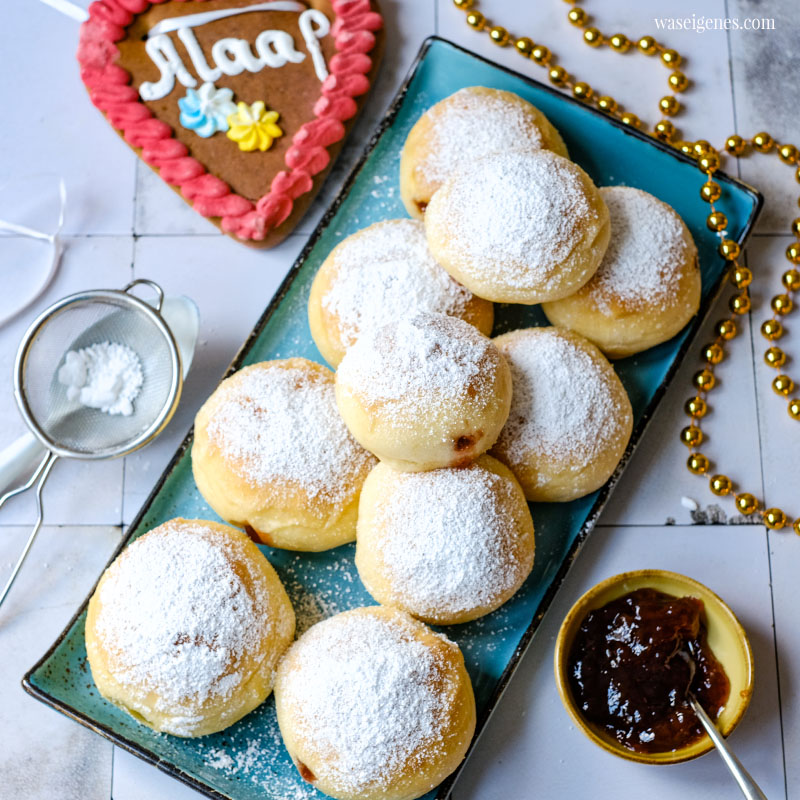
[
  {"x1": 226, "y1": 101, "x2": 284, "y2": 152},
  {"x1": 178, "y1": 82, "x2": 237, "y2": 138}
]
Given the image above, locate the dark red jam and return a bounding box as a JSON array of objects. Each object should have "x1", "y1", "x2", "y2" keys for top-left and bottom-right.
[{"x1": 567, "y1": 587, "x2": 730, "y2": 753}]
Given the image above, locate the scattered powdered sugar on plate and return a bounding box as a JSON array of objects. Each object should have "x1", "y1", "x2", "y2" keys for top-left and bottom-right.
[
  {"x1": 58, "y1": 341, "x2": 143, "y2": 416},
  {"x1": 206, "y1": 362, "x2": 374, "y2": 504},
  {"x1": 95, "y1": 521, "x2": 272, "y2": 735},
  {"x1": 497, "y1": 329, "x2": 623, "y2": 464},
  {"x1": 432, "y1": 151, "x2": 596, "y2": 290},
  {"x1": 417, "y1": 88, "x2": 546, "y2": 185},
  {"x1": 589, "y1": 186, "x2": 693, "y2": 312},
  {"x1": 280, "y1": 611, "x2": 455, "y2": 794},
  {"x1": 369, "y1": 464, "x2": 527, "y2": 616},
  {"x1": 336, "y1": 312, "x2": 496, "y2": 405},
  {"x1": 321, "y1": 219, "x2": 471, "y2": 348}
]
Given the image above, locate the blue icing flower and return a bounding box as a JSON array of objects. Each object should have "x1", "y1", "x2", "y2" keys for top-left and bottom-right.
[{"x1": 178, "y1": 83, "x2": 237, "y2": 138}]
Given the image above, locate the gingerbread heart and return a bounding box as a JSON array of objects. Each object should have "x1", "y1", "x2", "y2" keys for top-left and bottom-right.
[{"x1": 77, "y1": 0, "x2": 383, "y2": 247}]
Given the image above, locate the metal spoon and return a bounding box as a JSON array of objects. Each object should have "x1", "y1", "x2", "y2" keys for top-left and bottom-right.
[{"x1": 683, "y1": 652, "x2": 768, "y2": 800}]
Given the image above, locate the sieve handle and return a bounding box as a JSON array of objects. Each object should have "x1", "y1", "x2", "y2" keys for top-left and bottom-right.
[
  {"x1": 0, "y1": 452, "x2": 58, "y2": 615},
  {"x1": 0, "y1": 433, "x2": 47, "y2": 496},
  {"x1": 123, "y1": 278, "x2": 165, "y2": 313}
]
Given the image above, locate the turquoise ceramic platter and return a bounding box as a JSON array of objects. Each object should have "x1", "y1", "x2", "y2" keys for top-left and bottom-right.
[{"x1": 24, "y1": 38, "x2": 761, "y2": 800}]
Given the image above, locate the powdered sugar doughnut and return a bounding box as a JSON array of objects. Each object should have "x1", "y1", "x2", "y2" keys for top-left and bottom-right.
[
  {"x1": 425, "y1": 150, "x2": 610, "y2": 304},
  {"x1": 491, "y1": 327, "x2": 633, "y2": 502},
  {"x1": 274, "y1": 606, "x2": 476, "y2": 800},
  {"x1": 335, "y1": 312, "x2": 512, "y2": 471},
  {"x1": 85, "y1": 518, "x2": 295, "y2": 737},
  {"x1": 193, "y1": 358, "x2": 376, "y2": 551},
  {"x1": 308, "y1": 219, "x2": 493, "y2": 367},
  {"x1": 356, "y1": 455, "x2": 535, "y2": 625},
  {"x1": 400, "y1": 86, "x2": 568, "y2": 218},
  {"x1": 542, "y1": 186, "x2": 701, "y2": 358}
]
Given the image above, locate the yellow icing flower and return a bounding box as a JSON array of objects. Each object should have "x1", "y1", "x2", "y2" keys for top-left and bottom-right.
[{"x1": 226, "y1": 101, "x2": 283, "y2": 152}]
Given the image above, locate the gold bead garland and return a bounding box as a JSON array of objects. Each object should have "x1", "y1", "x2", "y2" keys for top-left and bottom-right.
[{"x1": 452, "y1": 0, "x2": 800, "y2": 535}]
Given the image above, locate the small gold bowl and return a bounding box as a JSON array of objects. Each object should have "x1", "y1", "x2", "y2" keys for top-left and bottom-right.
[{"x1": 553, "y1": 569, "x2": 754, "y2": 764}]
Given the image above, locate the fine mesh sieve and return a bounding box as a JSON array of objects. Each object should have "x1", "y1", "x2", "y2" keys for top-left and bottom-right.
[{"x1": 0, "y1": 279, "x2": 182, "y2": 613}]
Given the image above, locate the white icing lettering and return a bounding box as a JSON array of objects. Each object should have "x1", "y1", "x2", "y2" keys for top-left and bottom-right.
[
  {"x1": 211, "y1": 37, "x2": 263, "y2": 76},
  {"x1": 254, "y1": 30, "x2": 305, "y2": 68},
  {"x1": 177, "y1": 27, "x2": 222, "y2": 83},
  {"x1": 299, "y1": 9, "x2": 330, "y2": 82},
  {"x1": 147, "y1": 2, "x2": 306, "y2": 38},
  {"x1": 140, "y1": 34, "x2": 197, "y2": 101}
]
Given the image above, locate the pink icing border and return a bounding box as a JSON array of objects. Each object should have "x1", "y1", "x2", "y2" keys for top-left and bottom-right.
[{"x1": 77, "y1": 0, "x2": 382, "y2": 241}]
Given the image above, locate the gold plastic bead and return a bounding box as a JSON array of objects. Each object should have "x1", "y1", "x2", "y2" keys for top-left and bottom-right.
[
  {"x1": 725, "y1": 135, "x2": 747, "y2": 156},
  {"x1": 779, "y1": 144, "x2": 799, "y2": 165},
  {"x1": 761, "y1": 319, "x2": 783, "y2": 340},
  {"x1": 685, "y1": 396, "x2": 708, "y2": 418},
  {"x1": 680, "y1": 142, "x2": 696, "y2": 157},
  {"x1": 668, "y1": 71, "x2": 689, "y2": 92},
  {"x1": 466, "y1": 10, "x2": 485, "y2": 30},
  {"x1": 583, "y1": 27, "x2": 603, "y2": 47},
  {"x1": 661, "y1": 49, "x2": 681, "y2": 66},
  {"x1": 783, "y1": 269, "x2": 800, "y2": 290},
  {"x1": 795, "y1": 519, "x2": 800, "y2": 536},
  {"x1": 705, "y1": 343, "x2": 725, "y2": 364},
  {"x1": 609, "y1": 33, "x2": 630, "y2": 52},
  {"x1": 791, "y1": 218, "x2": 800, "y2": 237},
  {"x1": 680, "y1": 425, "x2": 704, "y2": 447},
  {"x1": 716, "y1": 319, "x2": 738, "y2": 340},
  {"x1": 730, "y1": 293, "x2": 751, "y2": 315},
  {"x1": 764, "y1": 508, "x2": 787, "y2": 530},
  {"x1": 659, "y1": 96, "x2": 680, "y2": 116},
  {"x1": 548, "y1": 65, "x2": 569, "y2": 86},
  {"x1": 572, "y1": 82, "x2": 593, "y2": 101},
  {"x1": 515, "y1": 37, "x2": 535, "y2": 56},
  {"x1": 772, "y1": 293, "x2": 794, "y2": 315},
  {"x1": 789, "y1": 398, "x2": 800, "y2": 419},
  {"x1": 730, "y1": 266, "x2": 752, "y2": 288},
  {"x1": 773, "y1": 375, "x2": 795, "y2": 396},
  {"x1": 489, "y1": 26, "x2": 509, "y2": 45},
  {"x1": 765, "y1": 346, "x2": 787, "y2": 367},
  {"x1": 700, "y1": 181, "x2": 722, "y2": 202},
  {"x1": 531, "y1": 44, "x2": 552, "y2": 64},
  {"x1": 567, "y1": 7, "x2": 588, "y2": 26},
  {"x1": 453, "y1": 0, "x2": 474, "y2": 8},
  {"x1": 620, "y1": 112, "x2": 640, "y2": 128},
  {"x1": 597, "y1": 96, "x2": 618, "y2": 113},
  {"x1": 699, "y1": 153, "x2": 720, "y2": 173},
  {"x1": 719, "y1": 240, "x2": 741, "y2": 260},
  {"x1": 710, "y1": 474, "x2": 732, "y2": 496},
  {"x1": 786, "y1": 242, "x2": 800, "y2": 264},
  {"x1": 694, "y1": 140, "x2": 713, "y2": 156},
  {"x1": 752, "y1": 131, "x2": 774, "y2": 153},
  {"x1": 736, "y1": 493, "x2": 759, "y2": 515},
  {"x1": 687, "y1": 452, "x2": 710, "y2": 475},
  {"x1": 638, "y1": 36, "x2": 658, "y2": 55},
  {"x1": 654, "y1": 120, "x2": 676, "y2": 142},
  {"x1": 694, "y1": 368, "x2": 716, "y2": 391},
  {"x1": 797, "y1": 166, "x2": 800, "y2": 184},
  {"x1": 707, "y1": 211, "x2": 728, "y2": 232}
]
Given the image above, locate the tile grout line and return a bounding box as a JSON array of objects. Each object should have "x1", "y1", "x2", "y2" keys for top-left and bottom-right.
[{"x1": 727, "y1": 2, "x2": 789, "y2": 787}]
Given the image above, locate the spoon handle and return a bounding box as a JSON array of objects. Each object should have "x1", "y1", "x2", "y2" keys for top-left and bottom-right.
[{"x1": 690, "y1": 697, "x2": 768, "y2": 800}]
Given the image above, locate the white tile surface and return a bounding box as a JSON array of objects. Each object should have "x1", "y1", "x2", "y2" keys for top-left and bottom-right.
[
  {"x1": 0, "y1": 524, "x2": 120, "y2": 800},
  {"x1": 0, "y1": 1, "x2": 798, "y2": 799}
]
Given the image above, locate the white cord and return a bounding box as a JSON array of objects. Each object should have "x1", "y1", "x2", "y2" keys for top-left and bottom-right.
[{"x1": 38, "y1": 0, "x2": 88, "y2": 22}]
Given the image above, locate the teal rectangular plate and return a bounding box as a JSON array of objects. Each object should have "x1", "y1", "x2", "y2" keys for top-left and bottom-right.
[{"x1": 24, "y1": 37, "x2": 761, "y2": 800}]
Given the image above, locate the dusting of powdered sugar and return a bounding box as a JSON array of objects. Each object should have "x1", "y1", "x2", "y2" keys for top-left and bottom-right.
[
  {"x1": 321, "y1": 219, "x2": 472, "y2": 348},
  {"x1": 336, "y1": 312, "x2": 497, "y2": 407},
  {"x1": 205, "y1": 362, "x2": 374, "y2": 505},
  {"x1": 367, "y1": 464, "x2": 530, "y2": 617},
  {"x1": 416, "y1": 88, "x2": 546, "y2": 185},
  {"x1": 588, "y1": 186, "x2": 694, "y2": 313},
  {"x1": 94, "y1": 521, "x2": 273, "y2": 735},
  {"x1": 428, "y1": 150, "x2": 596, "y2": 290},
  {"x1": 278, "y1": 610, "x2": 458, "y2": 794},
  {"x1": 495, "y1": 329, "x2": 624, "y2": 466}
]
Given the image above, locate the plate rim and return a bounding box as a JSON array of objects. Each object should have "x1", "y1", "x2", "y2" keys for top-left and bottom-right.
[{"x1": 22, "y1": 34, "x2": 764, "y2": 800}]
